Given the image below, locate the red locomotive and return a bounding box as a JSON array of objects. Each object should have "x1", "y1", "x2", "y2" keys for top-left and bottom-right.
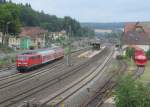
[
  {"x1": 134, "y1": 49, "x2": 147, "y2": 66},
  {"x1": 16, "y1": 47, "x2": 64, "y2": 72}
]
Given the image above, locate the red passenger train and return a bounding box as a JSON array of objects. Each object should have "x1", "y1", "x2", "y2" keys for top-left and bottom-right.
[
  {"x1": 134, "y1": 49, "x2": 147, "y2": 66},
  {"x1": 16, "y1": 47, "x2": 64, "y2": 72}
]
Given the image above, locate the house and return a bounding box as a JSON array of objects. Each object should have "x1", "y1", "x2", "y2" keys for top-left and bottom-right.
[
  {"x1": 8, "y1": 37, "x2": 20, "y2": 49},
  {"x1": 19, "y1": 27, "x2": 48, "y2": 49},
  {"x1": 49, "y1": 30, "x2": 67, "y2": 40},
  {"x1": 122, "y1": 22, "x2": 150, "y2": 52},
  {"x1": 0, "y1": 32, "x2": 20, "y2": 49}
]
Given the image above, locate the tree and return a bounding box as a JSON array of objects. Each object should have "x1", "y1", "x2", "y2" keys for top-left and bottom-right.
[
  {"x1": 115, "y1": 75, "x2": 150, "y2": 107},
  {"x1": 0, "y1": 0, "x2": 6, "y2": 4},
  {"x1": 126, "y1": 47, "x2": 134, "y2": 59},
  {"x1": 0, "y1": 1, "x2": 94, "y2": 41},
  {"x1": 19, "y1": 5, "x2": 40, "y2": 26},
  {"x1": 146, "y1": 49, "x2": 150, "y2": 59},
  {"x1": 0, "y1": 3, "x2": 21, "y2": 34}
]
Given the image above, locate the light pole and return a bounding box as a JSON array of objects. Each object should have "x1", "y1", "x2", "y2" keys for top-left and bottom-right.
[
  {"x1": 67, "y1": 26, "x2": 72, "y2": 66},
  {"x1": 6, "y1": 21, "x2": 11, "y2": 34},
  {"x1": 5, "y1": 21, "x2": 11, "y2": 46}
]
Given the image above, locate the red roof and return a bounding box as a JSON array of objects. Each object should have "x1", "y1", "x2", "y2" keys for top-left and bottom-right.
[
  {"x1": 123, "y1": 22, "x2": 150, "y2": 45},
  {"x1": 124, "y1": 23, "x2": 136, "y2": 33},
  {"x1": 19, "y1": 27, "x2": 48, "y2": 38},
  {"x1": 125, "y1": 22, "x2": 150, "y2": 36}
]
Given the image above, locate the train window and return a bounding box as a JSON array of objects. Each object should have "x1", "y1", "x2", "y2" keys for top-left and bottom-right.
[
  {"x1": 31, "y1": 56, "x2": 34, "y2": 60},
  {"x1": 36, "y1": 55, "x2": 40, "y2": 59},
  {"x1": 31, "y1": 55, "x2": 40, "y2": 60},
  {"x1": 31, "y1": 56, "x2": 36, "y2": 60}
]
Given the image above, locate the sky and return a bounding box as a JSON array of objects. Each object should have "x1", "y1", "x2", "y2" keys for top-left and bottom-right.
[{"x1": 12, "y1": 0, "x2": 150, "y2": 23}]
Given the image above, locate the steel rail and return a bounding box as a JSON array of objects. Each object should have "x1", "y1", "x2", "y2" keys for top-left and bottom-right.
[
  {"x1": 0, "y1": 48, "x2": 107, "y2": 107},
  {"x1": 38, "y1": 48, "x2": 114, "y2": 107}
]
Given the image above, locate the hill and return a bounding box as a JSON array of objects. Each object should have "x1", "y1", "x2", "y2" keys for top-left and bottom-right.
[
  {"x1": 0, "y1": 1, "x2": 94, "y2": 38},
  {"x1": 81, "y1": 22, "x2": 125, "y2": 30}
]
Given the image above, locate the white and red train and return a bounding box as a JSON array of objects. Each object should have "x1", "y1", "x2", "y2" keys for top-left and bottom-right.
[
  {"x1": 134, "y1": 49, "x2": 147, "y2": 66},
  {"x1": 16, "y1": 47, "x2": 64, "y2": 72}
]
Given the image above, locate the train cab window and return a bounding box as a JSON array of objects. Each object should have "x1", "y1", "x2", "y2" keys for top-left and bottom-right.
[{"x1": 17, "y1": 56, "x2": 28, "y2": 60}]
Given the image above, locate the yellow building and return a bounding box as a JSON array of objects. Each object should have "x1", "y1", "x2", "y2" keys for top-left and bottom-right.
[
  {"x1": 8, "y1": 37, "x2": 21, "y2": 49},
  {"x1": 50, "y1": 30, "x2": 67, "y2": 40}
]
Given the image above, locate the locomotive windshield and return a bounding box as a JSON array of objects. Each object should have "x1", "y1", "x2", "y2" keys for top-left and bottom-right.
[{"x1": 17, "y1": 56, "x2": 28, "y2": 60}]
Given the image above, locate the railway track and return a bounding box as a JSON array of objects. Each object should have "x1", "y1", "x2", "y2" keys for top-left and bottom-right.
[
  {"x1": 0, "y1": 48, "x2": 90, "y2": 74},
  {"x1": 81, "y1": 61, "x2": 144, "y2": 107},
  {"x1": 0, "y1": 48, "x2": 108, "y2": 107},
  {"x1": 0, "y1": 60, "x2": 64, "y2": 89},
  {"x1": 82, "y1": 60, "x2": 127, "y2": 107},
  {"x1": 18, "y1": 48, "x2": 114, "y2": 107},
  {"x1": 0, "y1": 64, "x2": 16, "y2": 72},
  {"x1": 0, "y1": 47, "x2": 89, "y2": 80},
  {"x1": 133, "y1": 66, "x2": 145, "y2": 80},
  {"x1": 0, "y1": 48, "x2": 85, "y2": 87},
  {"x1": 87, "y1": 65, "x2": 144, "y2": 107}
]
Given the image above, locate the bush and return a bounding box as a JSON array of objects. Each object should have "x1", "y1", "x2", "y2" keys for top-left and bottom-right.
[
  {"x1": 114, "y1": 75, "x2": 150, "y2": 107},
  {"x1": 126, "y1": 48, "x2": 134, "y2": 59},
  {"x1": 146, "y1": 49, "x2": 150, "y2": 60},
  {"x1": 0, "y1": 43, "x2": 14, "y2": 53}
]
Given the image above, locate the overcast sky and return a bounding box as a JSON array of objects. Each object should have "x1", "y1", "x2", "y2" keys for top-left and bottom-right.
[{"x1": 12, "y1": 0, "x2": 150, "y2": 22}]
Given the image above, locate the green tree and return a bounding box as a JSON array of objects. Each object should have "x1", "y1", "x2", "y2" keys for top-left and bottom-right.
[
  {"x1": 18, "y1": 5, "x2": 39, "y2": 26},
  {"x1": 0, "y1": 3, "x2": 21, "y2": 34},
  {"x1": 115, "y1": 75, "x2": 150, "y2": 107},
  {"x1": 126, "y1": 47, "x2": 134, "y2": 59},
  {"x1": 146, "y1": 49, "x2": 150, "y2": 59},
  {"x1": 0, "y1": 1, "x2": 95, "y2": 41}
]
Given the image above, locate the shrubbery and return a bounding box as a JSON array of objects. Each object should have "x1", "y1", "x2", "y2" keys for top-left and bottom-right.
[
  {"x1": 125, "y1": 47, "x2": 134, "y2": 59},
  {"x1": 115, "y1": 75, "x2": 150, "y2": 107},
  {"x1": 146, "y1": 49, "x2": 150, "y2": 59},
  {"x1": 0, "y1": 43, "x2": 14, "y2": 53}
]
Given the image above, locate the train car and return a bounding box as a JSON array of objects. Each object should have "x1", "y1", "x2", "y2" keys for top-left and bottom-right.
[
  {"x1": 38, "y1": 50, "x2": 56, "y2": 64},
  {"x1": 54, "y1": 47, "x2": 64, "y2": 59},
  {"x1": 134, "y1": 49, "x2": 147, "y2": 66},
  {"x1": 16, "y1": 48, "x2": 64, "y2": 72},
  {"x1": 16, "y1": 53, "x2": 42, "y2": 71}
]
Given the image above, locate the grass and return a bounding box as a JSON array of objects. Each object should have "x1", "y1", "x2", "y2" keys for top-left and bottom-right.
[
  {"x1": 0, "y1": 56, "x2": 16, "y2": 68},
  {"x1": 0, "y1": 44, "x2": 14, "y2": 53},
  {"x1": 124, "y1": 58, "x2": 136, "y2": 74},
  {"x1": 139, "y1": 61, "x2": 150, "y2": 84},
  {"x1": 124, "y1": 58, "x2": 150, "y2": 83},
  {"x1": 0, "y1": 44, "x2": 15, "y2": 67},
  {"x1": 124, "y1": 58, "x2": 150, "y2": 84}
]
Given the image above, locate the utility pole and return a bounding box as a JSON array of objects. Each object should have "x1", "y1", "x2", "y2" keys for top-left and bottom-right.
[
  {"x1": 67, "y1": 26, "x2": 72, "y2": 66},
  {"x1": 5, "y1": 21, "x2": 10, "y2": 46},
  {"x1": 116, "y1": 31, "x2": 122, "y2": 54}
]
